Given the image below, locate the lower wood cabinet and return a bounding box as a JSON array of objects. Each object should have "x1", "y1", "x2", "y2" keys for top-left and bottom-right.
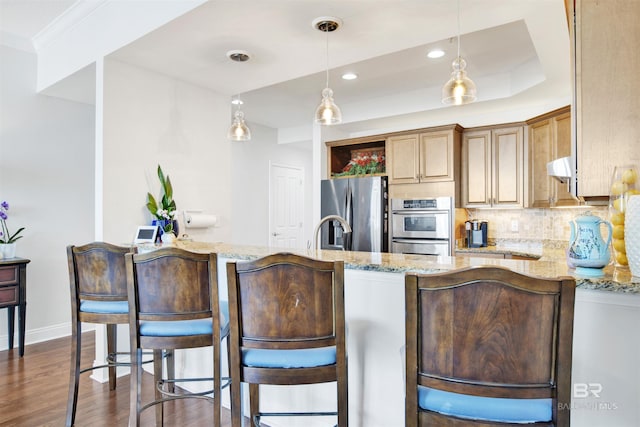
[{"x1": 462, "y1": 125, "x2": 524, "y2": 208}]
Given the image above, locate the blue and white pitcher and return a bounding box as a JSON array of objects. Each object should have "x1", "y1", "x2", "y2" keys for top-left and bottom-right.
[{"x1": 567, "y1": 212, "x2": 612, "y2": 273}]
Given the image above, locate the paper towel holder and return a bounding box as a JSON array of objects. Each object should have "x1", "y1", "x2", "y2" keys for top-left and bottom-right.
[{"x1": 183, "y1": 210, "x2": 217, "y2": 229}]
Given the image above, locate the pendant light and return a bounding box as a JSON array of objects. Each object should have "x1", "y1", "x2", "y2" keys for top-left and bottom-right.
[
  {"x1": 226, "y1": 49, "x2": 252, "y2": 141},
  {"x1": 313, "y1": 17, "x2": 342, "y2": 125},
  {"x1": 227, "y1": 96, "x2": 252, "y2": 141},
  {"x1": 441, "y1": 0, "x2": 477, "y2": 106}
]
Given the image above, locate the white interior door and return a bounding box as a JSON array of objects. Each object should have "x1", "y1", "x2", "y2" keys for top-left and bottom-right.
[{"x1": 269, "y1": 163, "x2": 304, "y2": 248}]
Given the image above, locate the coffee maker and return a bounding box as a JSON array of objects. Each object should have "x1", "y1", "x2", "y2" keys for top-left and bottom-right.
[{"x1": 465, "y1": 220, "x2": 488, "y2": 248}]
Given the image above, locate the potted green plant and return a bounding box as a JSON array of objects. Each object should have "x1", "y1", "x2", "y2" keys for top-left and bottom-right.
[
  {"x1": 146, "y1": 165, "x2": 178, "y2": 239},
  {"x1": 0, "y1": 200, "x2": 25, "y2": 259}
]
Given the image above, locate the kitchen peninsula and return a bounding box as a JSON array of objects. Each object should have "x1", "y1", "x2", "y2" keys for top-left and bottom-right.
[{"x1": 144, "y1": 241, "x2": 640, "y2": 427}]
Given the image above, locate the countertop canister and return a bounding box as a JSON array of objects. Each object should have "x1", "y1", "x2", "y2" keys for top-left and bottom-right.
[{"x1": 625, "y1": 195, "x2": 640, "y2": 277}]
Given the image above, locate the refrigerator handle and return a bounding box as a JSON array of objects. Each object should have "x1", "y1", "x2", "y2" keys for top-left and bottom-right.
[
  {"x1": 344, "y1": 187, "x2": 353, "y2": 251},
  {"x1": 346, "y1": 187, "x2": 352, "y2": 227}
]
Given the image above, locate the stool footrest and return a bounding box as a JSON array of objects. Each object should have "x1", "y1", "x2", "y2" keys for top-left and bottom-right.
[
  {"x1": 156, "y1": 376, "x2": 232, "y2": 398},
  {"x1": 138, "y1": 376, "x2": 232, "y2": 413},
  {"x1": 80, "y1": 351, "x2": 154, "y2": 374},
  {"x1": 254, "y1": 410, "x2": 338, "y2": 425}
]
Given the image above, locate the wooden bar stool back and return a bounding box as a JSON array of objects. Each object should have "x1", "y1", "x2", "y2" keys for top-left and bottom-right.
[
  {"x1": 226, "y1": 252, "x2": 348, "y2": 427},
  {"x1": 66, "y1": 242, "x2": 136, "y2": 427},
  {"x1": 405, "y1": 266, "x2": 576, "y2": 427},
  {"x1": 126, "y1": 248, "x2": 230, "y2": 427}
]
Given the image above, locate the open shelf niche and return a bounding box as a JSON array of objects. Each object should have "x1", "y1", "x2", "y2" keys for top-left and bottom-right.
[{"x1": 326, "y1": 139, "x2": 386, "y2": 178}]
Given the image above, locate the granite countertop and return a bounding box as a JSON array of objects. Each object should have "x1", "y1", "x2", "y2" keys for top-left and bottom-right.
[
  {"x1": 454, "y1": 239, "x2": 575, "y2": 263},
  {"x1": 455, "y1": 245, "x2": 543, "y2": 260},
  {"x1": 141, "y1": 241, "x2": 640, "y2": 294}
]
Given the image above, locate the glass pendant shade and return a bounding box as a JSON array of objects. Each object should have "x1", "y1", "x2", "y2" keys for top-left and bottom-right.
[
  {"x1": 227, "y1": 110, "x2": 251, "y2": 141},
  {"x1": 442, "y1": 56, "x2": 477, "y2": 105},
  {"x1": 315, "y1": 87, "x2": 342, "y2": 125}
]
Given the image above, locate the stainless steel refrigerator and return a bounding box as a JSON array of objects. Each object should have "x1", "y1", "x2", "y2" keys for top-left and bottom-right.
[{"x1": 320, "y1": 176, "x2": 388, "y2": 252}]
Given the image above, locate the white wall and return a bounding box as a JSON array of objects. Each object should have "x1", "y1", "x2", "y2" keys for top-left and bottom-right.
[
  {"x1": 0, "y1": 50, "x2": 315, "y2": 349},
  {"x1": 102, "y1": 59, "x2": 232, "y2": 244},
  {"x1": 231, "y1": 122, "x2": 313, "y2": 247},
  {"x1": 0, "y1": 46, "x2": 95, "y2": 349}
]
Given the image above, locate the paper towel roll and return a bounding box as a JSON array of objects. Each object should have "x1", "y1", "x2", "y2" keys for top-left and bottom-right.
[{"x1": 184, "y1": 212, "x2": 217, "y2": 229}]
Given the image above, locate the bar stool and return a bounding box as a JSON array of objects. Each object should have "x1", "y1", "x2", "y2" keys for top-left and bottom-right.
[
  {"x1": 226, "y1": 252, "x2": 348, "y2": 427},
  {"x1": 405, "y1": 266, "x2": 575, "y2": 427},
  {"x1": 126, "y1": 247, "x2": 230, "y2": 427},
  {"x1": 66, "y1": 242, "x2": 159, "y2": 426}
]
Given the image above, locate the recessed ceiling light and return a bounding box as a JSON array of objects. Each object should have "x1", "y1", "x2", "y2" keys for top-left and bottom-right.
[
  {"x1": 231, "y1": 99, "x2": 243, "y2": 105},
  {"x1": 427, "y1": 49, "x2": 445, "y2": 59},
  {"x1": 342, "y1": 72, "x2": 358, "y2": 80}
]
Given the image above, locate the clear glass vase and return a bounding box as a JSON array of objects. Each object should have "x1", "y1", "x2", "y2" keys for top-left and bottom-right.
[
  {"x1": 609, "y1": 165, "x2": 640, "y2": 267},
  {"x1": 626, "y1": 196, "x2": 640, "y2": 277}
]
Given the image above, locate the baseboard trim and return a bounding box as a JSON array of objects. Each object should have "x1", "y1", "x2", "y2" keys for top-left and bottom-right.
[{"x1": 0, "y1": 321, "x2": 95, "y2": 352}]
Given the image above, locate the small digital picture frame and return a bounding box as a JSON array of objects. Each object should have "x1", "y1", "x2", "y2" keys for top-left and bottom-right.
[{"x1": 134, "y1": 225, "x2": 158, "y2": 244}]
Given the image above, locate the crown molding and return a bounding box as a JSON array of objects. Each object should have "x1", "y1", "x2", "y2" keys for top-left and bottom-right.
[
  {"x1": 32, "y1": 0, "x2": 109, "y2": 52},
  {"x1": 0, "y1": 30, "x2": 35, "y2": 53}
]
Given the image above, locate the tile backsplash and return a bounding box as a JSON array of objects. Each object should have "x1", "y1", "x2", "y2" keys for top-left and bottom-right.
[{"x1": 465, "y1": 206, "x2": 609, "y2": 245}]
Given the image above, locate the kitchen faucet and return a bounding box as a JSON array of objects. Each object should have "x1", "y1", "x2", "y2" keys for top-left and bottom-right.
[{"x1": 313, "y1": 215, "x2": 352, "y2": 250}]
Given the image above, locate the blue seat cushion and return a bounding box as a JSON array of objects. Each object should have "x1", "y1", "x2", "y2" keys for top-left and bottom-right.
[
  {"x1": 418, "y1": 386, "x2": 552, "y2": 423},
  {"x1": 139, "y1": 300, "x2": 230, "y2": 337},
  {"x1": 242, "y1": 346, "x2": 336, "y2": 368},
  {"x1": 140, "y1": 318, "x2": 213, "y2": 336},
  {"x1": 80, "y1": 300, "x2": 128, "y2": 314}
]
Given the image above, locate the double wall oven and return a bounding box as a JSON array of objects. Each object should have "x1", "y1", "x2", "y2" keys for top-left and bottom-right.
[{"x1": 390, "y1": 197, "x2": 453, "y2": 256}]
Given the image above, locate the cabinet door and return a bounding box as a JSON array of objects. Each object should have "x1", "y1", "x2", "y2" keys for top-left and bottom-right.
[
  {"x1": 462, "y1": 130, "x2": 492, "y2": 207},
  {"x1": 553, "y1": 112, "x2": 577, "y2": 206},
  {"x1": 492, "y1": 126, "x2": 524, "y2": 207},
  {"x1": 419, "y1": 131, "x2": 453, "y2": 182},
  {"x1": 387, "y1": 134, "x2": 419, "y2": 184},
  {"x1": 576, "y1": 0, "x2": 640, "y2": 197},
  {"x1": 529, "y1": 119, "x2": 553, "y2": 208}
]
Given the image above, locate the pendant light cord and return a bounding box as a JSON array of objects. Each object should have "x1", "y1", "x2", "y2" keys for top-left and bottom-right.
[
  {"x1": 325, "y1": 25, "x2": 330, "y2": 89},
  {"x1": 456, "y1": 0, "x2": 461, "y2": 58}
]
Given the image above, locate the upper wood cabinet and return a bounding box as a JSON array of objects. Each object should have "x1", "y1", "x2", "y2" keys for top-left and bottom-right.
[
  {"x1": 462, "y1": 125, "x2": 524, "y2": 208},
  {"x1": 574, "y1": 0, "x2": 640, "y2": 197},
  {"x1": 528, "y1": 107, "x2": 577, "y2": 207},
  {"x1": 387, "y1": 134, "x2": 418, "y2": 183},
  {"x1": 386, "y1": 126, "x2": 461, "y2": 185}
]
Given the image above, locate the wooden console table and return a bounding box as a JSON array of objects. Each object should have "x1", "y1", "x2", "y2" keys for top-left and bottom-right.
[{"x1": 0, "y1": 257, "x2": 30, "y2": 356}]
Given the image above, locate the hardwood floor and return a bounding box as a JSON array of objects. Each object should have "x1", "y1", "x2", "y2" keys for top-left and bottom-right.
[{"x1": 0, "y1": 332, "x2": 234, "y2": 426}]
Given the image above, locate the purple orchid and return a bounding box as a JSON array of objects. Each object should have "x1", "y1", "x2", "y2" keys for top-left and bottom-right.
[{"x1": 0, "y1": 200, "x2": 25, "y2": 244}]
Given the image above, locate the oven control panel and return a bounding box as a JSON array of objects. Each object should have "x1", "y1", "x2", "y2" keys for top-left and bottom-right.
[{"x1": 391, "y1": 197, "x2": 452, "y2": 211}]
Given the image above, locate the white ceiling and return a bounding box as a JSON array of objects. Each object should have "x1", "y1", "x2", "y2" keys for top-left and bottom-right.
[
  {"x1": 0, "y1": 0, "x2": 74, "y2": 37},
  {"x1": 0, "y1": 0, "x2": 571, "y2": 138}
]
